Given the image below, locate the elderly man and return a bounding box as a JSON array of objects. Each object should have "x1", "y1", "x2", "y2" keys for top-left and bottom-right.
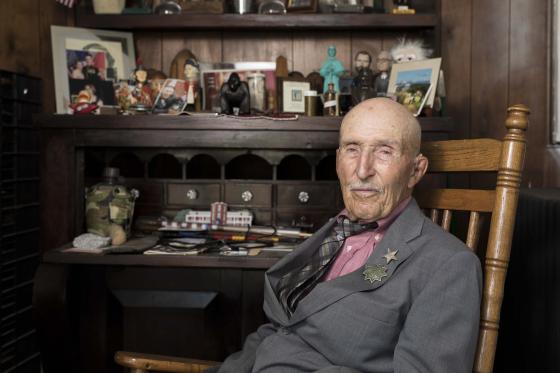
[{"x1": 211, "y1": 98, "x2": 482, "y2": 373}]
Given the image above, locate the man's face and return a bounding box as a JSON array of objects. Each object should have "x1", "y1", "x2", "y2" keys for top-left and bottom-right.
[
  {"x1": 151, "y1": 79, "x2": 164, "y2": 93},
  {"x1": 355, "y1": 53, "x2": 371, "y2": 70},
  {"x1": 377, "y1": 59, "x2": 390, "y2": 72},
  {"x1": 162, "y1": 87, "x2": 174, "y2": 98},
  {"x1": 85, "y1": 56, "x2": 93, "y2": 65},
  {"x1": 336, "y1": 109, "x2": 422, "y2": 221},
  {"x1": 184, "y1": 64, "x2": 199, "y2": 80},
  {"x1": 135, "y1": 70, "x2": 147, "y2": 83}
]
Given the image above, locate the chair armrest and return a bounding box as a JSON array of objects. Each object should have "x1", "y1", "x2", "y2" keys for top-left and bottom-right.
[{"x1": 114, "y1": 351, "x2": 219, "y2": 373}]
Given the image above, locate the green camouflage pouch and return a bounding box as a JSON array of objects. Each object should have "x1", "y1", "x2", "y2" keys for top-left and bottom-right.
[{"x1": 86, "y1": 183, "x2": 139, "y2": 238}]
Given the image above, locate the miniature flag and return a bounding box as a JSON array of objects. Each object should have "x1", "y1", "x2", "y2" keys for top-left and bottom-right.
[{"x1": 56, "y1": 0, "x2": 77, "y2": 8}]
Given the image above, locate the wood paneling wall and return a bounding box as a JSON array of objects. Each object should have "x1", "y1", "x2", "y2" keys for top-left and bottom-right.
[
  {"x1": 0, "y1": 0, "x2": 71, "y2": 113},
  {"x1": 442, "y1": 0, "x2": 555, "y2": 188},
  {"x1": 0, "y1": 0, "x2": 557, "y2": 186}
]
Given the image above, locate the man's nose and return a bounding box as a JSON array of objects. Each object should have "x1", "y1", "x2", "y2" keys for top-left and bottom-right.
[{"x1": 356, "y1": 151, "x2": 376, "y2": 180}]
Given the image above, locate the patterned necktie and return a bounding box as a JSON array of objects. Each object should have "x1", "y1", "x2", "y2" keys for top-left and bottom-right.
[{"x1": 276, "y1": 216, "x2": 378, "y2": 317}]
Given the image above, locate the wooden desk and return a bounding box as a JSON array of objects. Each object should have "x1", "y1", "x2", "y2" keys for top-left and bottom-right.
[
  {"x1": 34, "y1": 249, "x2": 284, "y2": 373},
  {"x1": 33, "y1": 114, "x2": 452, "y2": 373}
]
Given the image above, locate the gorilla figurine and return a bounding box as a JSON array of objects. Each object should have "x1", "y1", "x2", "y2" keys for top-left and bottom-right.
[{"x1": 220, "y1": 73, "x2": 251, "y2": 115}]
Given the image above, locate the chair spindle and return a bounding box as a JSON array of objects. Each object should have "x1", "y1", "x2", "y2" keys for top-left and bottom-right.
[{"x1": 441, "y1": 209, "x2": 452, "y2": 231}]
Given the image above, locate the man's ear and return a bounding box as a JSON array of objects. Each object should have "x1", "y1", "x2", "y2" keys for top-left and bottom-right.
[
  {"x1": 408, "y1": 154, "x2": 428, "y2": 189},
  {"x1": 335, "y1": 148, "x2": 341, "y2": 176}
]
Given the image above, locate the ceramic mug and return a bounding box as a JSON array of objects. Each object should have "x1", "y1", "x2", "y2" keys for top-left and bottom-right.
[{"x1": 93, "y1": 0, "x2": 126, "y2": 14}]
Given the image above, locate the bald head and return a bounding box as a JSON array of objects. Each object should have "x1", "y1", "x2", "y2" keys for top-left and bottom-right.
[
  {"x1": 340, "y1": 98, "x2": 421, "y2": 158},
  {"x1": 336, "y1": 98, "x2": 428, "y2": 221}
]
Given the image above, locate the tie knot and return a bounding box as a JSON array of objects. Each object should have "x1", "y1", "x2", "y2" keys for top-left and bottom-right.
[{"x1": 335, "y1": 216, "x2": 378, "y2": 240}]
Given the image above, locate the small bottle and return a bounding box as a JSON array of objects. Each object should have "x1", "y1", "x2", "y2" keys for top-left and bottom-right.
[
  {"x1": 206, "y1": 75, "x2": 220, "y2": 112},
  {"x1": 267, "y1": 89, "x2": 276, "y2": 112},
  {"x1": 323, "y1": 83, "x2": 338, "y2": 116},
  {"x1": 304, "y1": 90, "x2": 318, "y2": 116}
]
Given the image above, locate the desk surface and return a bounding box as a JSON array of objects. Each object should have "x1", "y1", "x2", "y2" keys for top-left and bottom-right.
[{"x1": 42, "y1": 247, "x2": 285, "y2": 269}]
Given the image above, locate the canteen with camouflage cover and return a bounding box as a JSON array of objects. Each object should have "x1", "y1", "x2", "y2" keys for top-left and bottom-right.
[{"x1": 85, "y1": 167, "x2": 139, "y2": 245}]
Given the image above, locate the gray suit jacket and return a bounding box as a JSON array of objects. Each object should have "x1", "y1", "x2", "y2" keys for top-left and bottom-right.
[{"x1": 213, "y1": 199, "x2": 482, "y2": 373}]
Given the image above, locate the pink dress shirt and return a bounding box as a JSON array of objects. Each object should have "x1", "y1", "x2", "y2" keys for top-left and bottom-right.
[{"x1": 323, "y1": 197, "x2": 412, "y2": 281}]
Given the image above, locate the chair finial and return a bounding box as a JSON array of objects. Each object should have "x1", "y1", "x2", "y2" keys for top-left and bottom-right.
[{"x1": 506, "y1": 104, "x2": 530, "y2": 131}]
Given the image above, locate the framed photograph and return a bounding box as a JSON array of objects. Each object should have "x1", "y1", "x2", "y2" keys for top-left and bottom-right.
[
  {"x1": 286, "y1": 0, "x2": 317, "y2": 12},
  {"x1": 278, "y1": 77, "x2": 311, "y2": 113},
  {"x1": 396, "y1": 83, "x2": 433, "y2": 117},
  {"x1": 153, "y1": 79, "x2": 188, "y2": 115},
  {"x1": 51, "y1": 25, "x2": 136, "y2": 114},
  {"x1": 387, "y1": 57, "x2": 441, "y2": 109}
]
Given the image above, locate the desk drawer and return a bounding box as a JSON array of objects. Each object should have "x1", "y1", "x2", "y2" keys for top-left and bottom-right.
[
  {"x1": 277, "y1": 184, "x2": 338, "y2": 207},
  {"x1": 168, "y1": 183, "x2": 220, "y2": 207},
  {"x1": 225, "y1": 183, "x2": 271, "y2": 207}
]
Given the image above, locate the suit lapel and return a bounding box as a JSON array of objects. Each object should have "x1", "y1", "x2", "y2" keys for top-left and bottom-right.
[
  {"x1": 264, "y1": 218, "x2": 337, "y2": 324},
  {"x1": 266, "y1": 218, "x2": 336, "y2": 290},
  {"x1": 287, "y1": 199, "x2": 426, "y2": 326}
]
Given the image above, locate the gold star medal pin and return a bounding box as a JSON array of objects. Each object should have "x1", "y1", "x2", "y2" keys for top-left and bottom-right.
[
  {"x1": 383, "y1": 248, "x2": 398, "y2": 264},
  {"x1": 363, "y1": 264, "x2": 388, "y2": 284}
]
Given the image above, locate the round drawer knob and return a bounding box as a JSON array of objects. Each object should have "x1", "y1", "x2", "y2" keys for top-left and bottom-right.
[
  {"x1": 241, "y1": 190, "x2": 253, "y2": 202},
  {"x1": 186, "y1": 189, "x2": 199, "y2": 200},
  {"x1": 298, "y1": 191, "x2": 310, "y2": 203}
]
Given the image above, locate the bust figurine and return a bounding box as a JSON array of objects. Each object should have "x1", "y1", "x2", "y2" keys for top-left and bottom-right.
[
  {"x1": 220, "y1": 73, "x2": 251, "y2": 115},
  {"x1": 351, "y1": 68, "x2": 376, "y2": 105},
  {"x1": 131, "y1": 65, "x2": 153, "y2": 109},
  {"x1": 374, "y1": 50, "x2": 392, "y2": 97},
  {"x1": 184, "y1": 58, "x2": 201, "y2": 111},
  {"x1": 351, "y1": 50, "x2": 376, "y2": 104},
  {"x1": 319, "y1": 45, "x2": 346, "y2": 93}
]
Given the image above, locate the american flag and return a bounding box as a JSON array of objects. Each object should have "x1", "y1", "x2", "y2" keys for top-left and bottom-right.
[{"x1": 56, "y1": 0, "x2": 77, "y2": 8}]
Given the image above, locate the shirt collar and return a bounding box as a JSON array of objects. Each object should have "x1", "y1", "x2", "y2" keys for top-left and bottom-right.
[{"x1": 337, "y1": 196, "x2": 412, "y2": 231}]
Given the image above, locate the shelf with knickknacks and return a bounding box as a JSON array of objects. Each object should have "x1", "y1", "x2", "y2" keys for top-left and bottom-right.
[{"x1": 77, "y1": 0, "x2": 438, "y2": 29}]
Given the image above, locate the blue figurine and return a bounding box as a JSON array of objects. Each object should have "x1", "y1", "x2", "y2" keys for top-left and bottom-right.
[{"x1": 319, "y1": 45, "x2": 346, "y2": 93}]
